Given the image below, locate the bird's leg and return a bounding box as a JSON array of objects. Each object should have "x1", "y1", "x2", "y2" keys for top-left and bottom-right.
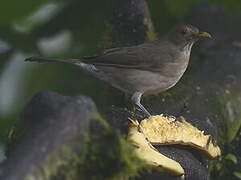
[{"x1": 131, "y1": 92, "x2": 151, "y2": 117}]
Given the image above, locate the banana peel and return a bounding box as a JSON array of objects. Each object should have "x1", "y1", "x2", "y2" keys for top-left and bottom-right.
[
  {"x1": 127, "y1": 119, "x2": 184, "y2": 176},
  {"x1": 140, "y1": 115, "x2": 221, "y2": 158}
]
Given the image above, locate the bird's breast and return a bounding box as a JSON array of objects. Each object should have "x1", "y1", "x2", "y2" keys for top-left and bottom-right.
[
  {"x1": 164, "y1": 53, "x2": 190, "y2": 76},
  {"x1": 160, "y1": 53, "x2": 190, "y2": 88}
]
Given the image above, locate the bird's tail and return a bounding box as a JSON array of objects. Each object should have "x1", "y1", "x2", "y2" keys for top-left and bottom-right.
[
  {"x1": 25, "y1": 56, "x2": 126, "y2": 93},
  {"x1": 25, "y1": 56, "x2": 99, "y2": 77},
  {"x1": 25, "y1": 56, "x2": 82, "y2": 64}
]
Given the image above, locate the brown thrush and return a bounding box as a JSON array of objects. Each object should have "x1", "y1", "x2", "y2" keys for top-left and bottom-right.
[{"x1": 25, "y1": 24, "x2": 211, "y2": 117}]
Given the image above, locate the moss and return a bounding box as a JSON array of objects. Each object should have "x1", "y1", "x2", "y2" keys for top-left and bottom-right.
[
  {"x1": 143, "y1": 80, "x2": 195, "y2": 109},
  {"x1": 209, "y1": 152, "x2": 241, "y2": 180},
  {"x1": 146, "y1": 23, "x2": 158, "y2": 41},
  {"x1": 24, "y1": 134, "x2": 88, "y2": 180},
  {"x1": 226, "y1": 102, "x2": 241, "y2": 142},
  {"x1": 208, "y1": 90, "x2": 241, "y2": 179},
  {"x1": 80, "y1": 117, "x2": 147, "y2": 180},
  {"x1": 208, "y1": 93, "x2": 229, "y2": 146},
  {"x1": 209, "y1": 90, "x2": 241, "y2": 144},
  {"x1": 24, "y1": 115, "x2": 146, "y2": 180}
]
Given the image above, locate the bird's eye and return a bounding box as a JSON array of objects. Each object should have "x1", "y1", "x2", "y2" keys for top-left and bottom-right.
[{"x1": 181, "y1": 29, "x2": 187, "y2": 35}]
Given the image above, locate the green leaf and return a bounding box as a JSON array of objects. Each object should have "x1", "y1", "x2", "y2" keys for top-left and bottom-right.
[
  {"x1": 233, "y1": 172, "x2": 241, "y2": 179},
  {"x1": 225, "y1": 153, "x2": 238, "y2": 164},
  {"x1": 0, "y1": 0, "x2": 52, "y2": 24}
]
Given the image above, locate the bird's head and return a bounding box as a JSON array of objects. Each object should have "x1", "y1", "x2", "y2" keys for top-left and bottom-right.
[{"x1": 169, "y1": 24, "x2": 211, "y2": 47}]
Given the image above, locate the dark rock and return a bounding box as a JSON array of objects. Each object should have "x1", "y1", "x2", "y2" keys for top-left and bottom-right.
[
  {"x1": 0, "y1": 91, "x2": 96, "y2": 180},
  {"x1": 109, "y1": 0, "x2": 153, "y2": 46}
]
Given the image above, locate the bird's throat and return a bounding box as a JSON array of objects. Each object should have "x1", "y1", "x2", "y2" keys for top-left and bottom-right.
[{"x1": 182, "y1": 42, "x2": 194, "y2": 58}]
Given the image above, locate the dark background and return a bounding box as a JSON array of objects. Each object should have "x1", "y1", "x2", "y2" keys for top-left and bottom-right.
[{"x1": 0, "y1": 0, "x2": 241, "y2": 179}]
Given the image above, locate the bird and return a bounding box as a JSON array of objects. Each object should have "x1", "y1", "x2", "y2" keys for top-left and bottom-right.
[{"x1": 25, "y1": 24, "x2": 211, "y2": 117}]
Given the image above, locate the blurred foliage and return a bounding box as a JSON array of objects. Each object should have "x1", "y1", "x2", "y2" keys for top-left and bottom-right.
[
  {"x1": 0, "y1": 0, "x2": 241, "y2": 175},
  {"x1": 209, "y1": 151, "x2": 241, "y2": 180},
  {"x1": 0, "y1": 0, "x2": 113, "y2": 141},
  {"x1": 0, "y1": 0, "x2": 50, "y2": 23}
]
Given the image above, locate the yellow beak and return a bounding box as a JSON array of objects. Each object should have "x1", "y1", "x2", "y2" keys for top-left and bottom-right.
[{"x1": 197, "y1": 32, "x2": 212, "y2": 38}]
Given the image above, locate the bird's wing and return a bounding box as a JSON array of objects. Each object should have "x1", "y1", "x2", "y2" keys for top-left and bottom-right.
[{"x1": 82, "y1": 41, "x2": 173, "y2": 72}]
